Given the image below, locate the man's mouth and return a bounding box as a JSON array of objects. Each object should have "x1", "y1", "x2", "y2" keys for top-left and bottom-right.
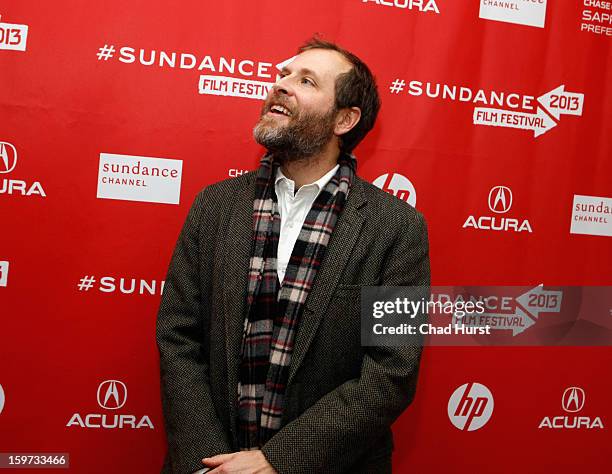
[{"x1": 268, "y1": 104, "x2": 292, "y2": 117}]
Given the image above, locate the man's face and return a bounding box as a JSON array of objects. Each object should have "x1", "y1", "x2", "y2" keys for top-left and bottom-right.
[{"x1": 253, "y1": 48, "x2": 352, "y2": 162}]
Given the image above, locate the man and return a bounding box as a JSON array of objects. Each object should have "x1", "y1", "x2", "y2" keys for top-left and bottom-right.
[{"x1": 156, "y1": 38, "x2": 430, "y2": 474}]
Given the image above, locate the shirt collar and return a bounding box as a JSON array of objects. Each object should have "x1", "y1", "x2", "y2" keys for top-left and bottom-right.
[{"x1": 275, "y1": 163, "x2": 340, "y2": 194}]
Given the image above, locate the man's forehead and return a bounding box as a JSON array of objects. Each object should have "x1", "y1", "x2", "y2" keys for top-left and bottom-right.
[{"x1": 285, "y1": 49, "x2": 352, "y2": 81}]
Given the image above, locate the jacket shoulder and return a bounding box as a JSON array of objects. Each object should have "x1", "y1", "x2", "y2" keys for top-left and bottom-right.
[
  {"x1": 354, "y1": 175, "x2": 425, "y2": 225},
  {"x1": 199, "y1": 171, "x2": 256, "y2": 197}
]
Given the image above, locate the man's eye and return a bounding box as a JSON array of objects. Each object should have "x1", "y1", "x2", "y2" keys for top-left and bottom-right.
[{"x1": 301, "y1": 77, "x2": 314, "y2": 86}]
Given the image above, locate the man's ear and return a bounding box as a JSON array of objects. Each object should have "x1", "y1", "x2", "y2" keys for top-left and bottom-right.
[{"x1": 334, "y1": 107, "x2": 361, "y2": 137}]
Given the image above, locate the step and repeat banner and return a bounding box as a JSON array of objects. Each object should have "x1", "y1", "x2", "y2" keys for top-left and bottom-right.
[{"x1": 1, "y1": 1, "x2": 611, "y2": 472}]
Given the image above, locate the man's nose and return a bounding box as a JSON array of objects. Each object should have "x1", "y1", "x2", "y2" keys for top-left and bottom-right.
[{"x1": 271, "y1": 75, "x2": 295, "y2": 96}]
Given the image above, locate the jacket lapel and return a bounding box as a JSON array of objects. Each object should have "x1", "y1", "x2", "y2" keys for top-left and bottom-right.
[
  {"x1": 286, "y1": 178, "x2": 366, "y2": 387},
  {"x1": 222, "y1": 172, "x2": 256, "y2": 447}
]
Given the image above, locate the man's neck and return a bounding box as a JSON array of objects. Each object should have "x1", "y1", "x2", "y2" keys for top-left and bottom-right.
[{"x1": 278, "y1": 143, "x2": 340, "y2": 190}]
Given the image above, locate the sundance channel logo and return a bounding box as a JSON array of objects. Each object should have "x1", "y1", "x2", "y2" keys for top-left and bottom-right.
[
  {"x1": 0, "y1": 261, "x2": 8, "y2": 287},
  {"x1": 66, "y1": 380, "x2": 154, "y2": 429},
  {"x1": 479, "y1": 0, "x2": 547, "y2": 28},
  {"x1": 570, "y1": 194, "x2": 612, "y2": 238},
  {"x1": 97, "y1": 153, "x2": 182, "y2": 205}
]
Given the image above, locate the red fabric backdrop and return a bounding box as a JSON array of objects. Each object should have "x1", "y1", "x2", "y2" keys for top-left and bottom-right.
[{"x1": 1, "y1": 1, "x2": 611, "y2": 472}]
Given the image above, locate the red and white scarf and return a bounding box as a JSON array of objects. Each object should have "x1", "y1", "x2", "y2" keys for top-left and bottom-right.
[{"x1": 237, "y1": 152, "x2": 356, "y2": 449}]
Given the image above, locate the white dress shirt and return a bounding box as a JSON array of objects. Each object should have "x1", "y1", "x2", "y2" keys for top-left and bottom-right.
[{"x1": 274, "y1": 163, "x2": 340, "y2": 285}]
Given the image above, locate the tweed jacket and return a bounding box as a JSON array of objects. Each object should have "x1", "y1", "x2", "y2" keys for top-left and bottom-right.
[{"x1": 156, "y1": 170, "x2": 430, "y2": 474}]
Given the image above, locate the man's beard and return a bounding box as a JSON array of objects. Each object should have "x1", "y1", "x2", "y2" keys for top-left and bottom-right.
[{"x1": 253, "y1": 102, "x2": 338, "y2": 163}]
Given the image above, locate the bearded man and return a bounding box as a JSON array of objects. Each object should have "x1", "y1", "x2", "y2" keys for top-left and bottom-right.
[{"x1": 156, "y1": 37, "x2": 430, "y2": 474}]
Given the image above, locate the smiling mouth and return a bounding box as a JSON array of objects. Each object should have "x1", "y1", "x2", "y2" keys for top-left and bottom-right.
[{"x1": 268, "y1": 104, "x2": 292, "y2": 117}]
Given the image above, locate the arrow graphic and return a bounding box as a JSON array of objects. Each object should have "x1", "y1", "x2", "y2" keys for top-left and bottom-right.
[
  {"x1": 276, "y1": 55, "x2": 297, "y2": 71},
  {"x1": 448, "y1": 285, "x2": 564, "y2": 338},
  {"x1": 454, "y1": 309, "x2": 536, "y2": 336},
  {"x1": 516, "y1": 284, "x2": 563, "y2": 319},
  {"x1": 538, "y1": 85, "x2": 584, "y2": 120},
  {"x1": 473, "y1": 106, "x2": 557, "y2": 137}
]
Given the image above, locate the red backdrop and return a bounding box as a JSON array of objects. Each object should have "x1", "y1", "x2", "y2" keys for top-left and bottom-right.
[{"x1": 1, "y1": 1, "x2": 611, "y2": 472}]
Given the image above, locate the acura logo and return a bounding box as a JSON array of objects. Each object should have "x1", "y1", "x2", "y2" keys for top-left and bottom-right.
[
  {"x1": 0, "y1": 142, "x2": 17, "y2": 174},
  {"x1": 562, "y1": 386, "x2": 585, "y2": 413},
  {"x1": 488, "y1": 186, "x2": 512, "y2": 214},
  {"x1": 97, "y1": 380, "x2": 127, "y2": 410}
]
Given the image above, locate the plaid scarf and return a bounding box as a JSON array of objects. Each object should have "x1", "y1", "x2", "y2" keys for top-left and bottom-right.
[{"x1": 237, "y1": 152, "x2": 356, "y2": 449}]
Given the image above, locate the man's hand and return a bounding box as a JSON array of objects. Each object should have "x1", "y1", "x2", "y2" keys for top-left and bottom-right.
[{"x1": 203, "y1": 450, "x2": 277, "y2": 474}]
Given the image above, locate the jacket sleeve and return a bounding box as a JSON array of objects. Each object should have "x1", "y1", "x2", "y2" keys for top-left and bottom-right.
[
  {"x1": 156, "y1": 188, "x2": 233, "y2": 474},
  {"x1": 261, "y1": 209, "x2": 430, "y2": 474}
]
